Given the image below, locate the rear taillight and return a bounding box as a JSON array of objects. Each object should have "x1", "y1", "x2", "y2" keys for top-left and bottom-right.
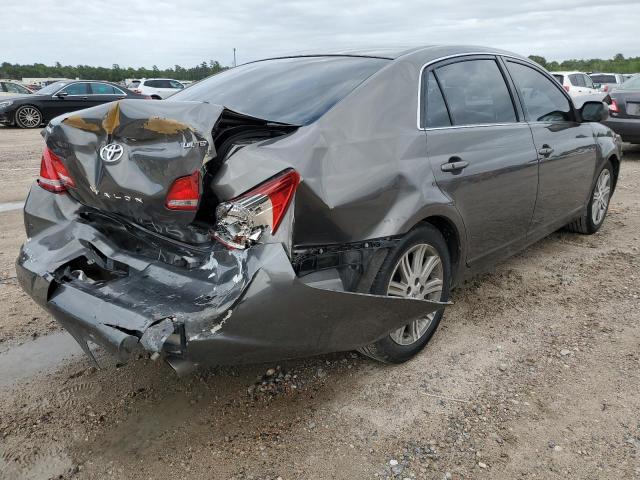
[
  {"x1": 38, "y1": 147, "x2": 74, "y2": 193},
  {"x1": 563, "y1": 85, "x2": 570, "y2": 92},
  {"x1": 165, "y1": 171, "x2": 200, "y2": 210},
  {"x1": 213, "y1": 169, "x2": 301, "y2": 249},
  {"x1": 609, "y1": 99, "x2": 619, "y2": 114},
  {"x1": 603, "y1": 85, "x2": 609, "y2": 92},
  {"x1": 133, "y1": 89, "x2": 142, "y2": 94}
]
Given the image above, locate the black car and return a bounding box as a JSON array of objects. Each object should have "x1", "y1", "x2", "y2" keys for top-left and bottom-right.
[
  {"x1": 0, "y1": 80, "x2": 146, "y2": 128},
  {"x1": 605, "y1": 74, "x2": 640, "y2": 144}
]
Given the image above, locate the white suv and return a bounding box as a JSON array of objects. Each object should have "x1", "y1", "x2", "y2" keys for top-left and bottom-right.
[
  {"x1": 133, "y1": 78, "x2": 185, "y2": 99},
  {"x1": 551, "y1": 71, "x2": 600, "y2": 97}
]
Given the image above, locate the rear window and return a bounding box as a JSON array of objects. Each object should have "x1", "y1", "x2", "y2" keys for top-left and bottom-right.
[
  {"x1": 169, "y1": 56, "x2": 389, "y2": 125},
  {"x1": 620, "y1": 75, "x2": 640, "y2": 90},
  {"x1": 590, "y1": 74, "x2": 617, "y2": 84}
]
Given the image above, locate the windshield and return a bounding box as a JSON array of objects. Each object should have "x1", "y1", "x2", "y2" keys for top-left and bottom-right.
[
  {"x1": 169, "y1": 56, "x2": 389, "y2": 125},
  {"x1": 620, "y1": 74, "x2": 640, "y2": 90},
  {"x1": 37, "y1": 81, "x2": 70, "y2": 95}
]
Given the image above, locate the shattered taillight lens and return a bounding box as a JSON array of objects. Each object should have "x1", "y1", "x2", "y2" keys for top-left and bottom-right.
[
  {"x1": 213, "y1": 169, "x2": 301, "y2": 249},
  {"x1": 38, "y1": 147, "x2": 75, "y2": 193},
  {"x1": 166, "y1": 171, "x2": 201, "y2": 210}
]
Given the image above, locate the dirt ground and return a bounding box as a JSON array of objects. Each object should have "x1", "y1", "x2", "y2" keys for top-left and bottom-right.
[{"x1": 0, "y1": 126, "x2": 639, "y2": 480}]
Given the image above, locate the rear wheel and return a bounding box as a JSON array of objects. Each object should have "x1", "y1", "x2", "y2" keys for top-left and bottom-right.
[
  {"x1": 15, "y1": 105, "x2": 42, "y2": 129},
  {"x1": 566, "y1": 161, "x2": 612, "y2": 234},
  {"x1": 359, "y1": 224, "x2": 451, "y2": 363}
]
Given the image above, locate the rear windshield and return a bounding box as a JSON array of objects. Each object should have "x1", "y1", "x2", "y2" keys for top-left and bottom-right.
[
  {"x1": 552, "y1": 74, "x2": 564, "y2": 84},
  {"x1": 590, "y1": 74, "x2": 617, "y2": 84},
  {"x1": 620, "y1": 74, "x2": 640, "y2": 90},
  {"x1": 169, "y1": 56, "x2": 389, "y2": 125}
]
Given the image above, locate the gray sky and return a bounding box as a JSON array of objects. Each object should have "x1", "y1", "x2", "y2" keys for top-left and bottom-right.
[{"x1": 2, "y1": 0, "x2": 639, "y2": 68}]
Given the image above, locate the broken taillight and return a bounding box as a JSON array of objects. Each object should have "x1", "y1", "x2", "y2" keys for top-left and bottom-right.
[
  {"x1": 166, "y1": 171, "x2": 201, "y2": 210},
  {"x1": 38, "y1": 147, "x2": 75, "y2": 193},
  {"x1": 213, "y1": 169, "x2": 301, "y2": 249}
]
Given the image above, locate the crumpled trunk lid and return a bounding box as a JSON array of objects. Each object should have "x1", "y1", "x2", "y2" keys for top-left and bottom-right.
[{"x1": 44, "y1": 99, "x2": 224, "y2": 242}]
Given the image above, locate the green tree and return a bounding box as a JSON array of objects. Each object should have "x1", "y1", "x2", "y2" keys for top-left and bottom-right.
[{"x1": 528, "y1": 55, "x2": 548, "y2": 68}]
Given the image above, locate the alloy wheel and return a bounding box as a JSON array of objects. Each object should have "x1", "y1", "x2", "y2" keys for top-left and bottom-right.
[
  {"x1": 387, "y1": 243, "x2": 444, "y2": 345},
  {"x1": 17, "y1": 107, "x2": 41, "y2": 128},
  {"x1": 591, "y1": 169, "x2": 611, "y2": 226}
]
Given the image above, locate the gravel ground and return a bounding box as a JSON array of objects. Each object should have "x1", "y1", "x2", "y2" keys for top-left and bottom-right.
[{"x1": 0, "y1": 126, "x2": 639, "y2": 480}]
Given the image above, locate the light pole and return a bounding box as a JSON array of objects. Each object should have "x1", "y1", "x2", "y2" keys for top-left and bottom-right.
[{"x1": 233, "y1": 48, "x2": 237, "y2": 67}]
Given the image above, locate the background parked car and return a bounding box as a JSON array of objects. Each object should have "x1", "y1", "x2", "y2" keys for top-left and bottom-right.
[
  {"x1": 0, "y1": 80, "x2": 33, "y2": 96},
  {"x1": 132, "y1": 78, "x2": 184, "y2": 99},
  {"x1": 126, "y1": 79, "x2": 141, "y2": 89},
  {"x1": 0, "y1": 80, "x2": 146, "y2": 128},
  {"x1": 551, "y1": 71, "x2": 600, "y2": 97},
  {"x1": 589, "y1": 73, "x2": 626, "y2": 92},
  {"x1": 604, "y1": 73, "x2": 640, "y2": 144}
]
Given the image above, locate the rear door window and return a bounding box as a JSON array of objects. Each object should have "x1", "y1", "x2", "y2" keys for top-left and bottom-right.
[
  {"x1": 506, "y1": 61, "x2": 573, "y2": 122},
  {"x1": 90, "y1": 83, "x2": 124, "y2": 95},
  {"x1": 423, "y1": 71, "x2": 451, "y2": 128},
  {"x1": 434, "y1": 59, "x2": 517, "y2": 126}
]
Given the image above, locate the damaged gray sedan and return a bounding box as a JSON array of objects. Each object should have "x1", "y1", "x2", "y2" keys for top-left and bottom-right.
[{"x1": 17, "y1": 46, "x2": 622, "y2": 373}]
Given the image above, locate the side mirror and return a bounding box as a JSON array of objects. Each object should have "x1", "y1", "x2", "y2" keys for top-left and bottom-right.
[
  {"x1": 56, "y1": 91, "x2": 68, "y2": 99},
  {"x1": 580, "y1": 101, "x2": 609, "y2": 122}
]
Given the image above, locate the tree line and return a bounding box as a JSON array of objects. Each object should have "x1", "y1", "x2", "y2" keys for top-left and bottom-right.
[
  {"x1": 528, "y1": 53, "x2": 640, "y2": 74},
  {"x1": 0, "y1": 60, "x2": 227, "y2": 82},
  {"x1": 1, "y1": 54, "x2": 638, "y2": 83}
]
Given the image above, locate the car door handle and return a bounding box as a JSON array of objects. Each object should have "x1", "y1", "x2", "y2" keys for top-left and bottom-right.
[
  {"x1": 441, "y1": 158, "x2": 469, "y2": 173},
  {"x1": 538, "y1": 145, "x2": 554, "y2": 157},
  {"x1": 81, "y1": 96, "x2": 88, "y2": 100}
]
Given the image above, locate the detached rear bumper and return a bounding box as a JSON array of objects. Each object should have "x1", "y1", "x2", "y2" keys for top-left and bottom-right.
[{"x1": 17, "y1": 186, "x2": 444, "y2": 369}]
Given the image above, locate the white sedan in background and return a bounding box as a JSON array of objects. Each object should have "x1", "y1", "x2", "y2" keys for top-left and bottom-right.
[{"x1": 132, "y1": 78, "x2": 185, "y2": 99}]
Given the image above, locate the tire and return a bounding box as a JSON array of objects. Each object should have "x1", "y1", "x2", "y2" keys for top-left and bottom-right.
[
  {"x1": 14, "y1": 105, "x2": 42, "y2": 129},
  {"x1": 359, "y1": 223, "x2": 451, "y2": 363},
  {"x1": 566, "y1": 161, "x2": 612, "y2": 234}
]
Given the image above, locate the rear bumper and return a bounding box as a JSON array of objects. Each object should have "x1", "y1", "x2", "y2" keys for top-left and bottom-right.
[
  {"x1": 17, "y1": 185, "x2": 444, "y2": 369},
  {"x1": 603, "y1": 117, "x2": 640, "y2": 143}
]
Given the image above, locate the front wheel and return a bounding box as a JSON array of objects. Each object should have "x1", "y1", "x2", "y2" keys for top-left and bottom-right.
[
  {"x1": 566, "y1": 161, "x2": 612, "y2": 234},
  {"x1": 359, "y1": 224, "x2": 451, "y2": 363},
  {"x1": 14, "y1": 105, "x2": 42, "y2": 129}
]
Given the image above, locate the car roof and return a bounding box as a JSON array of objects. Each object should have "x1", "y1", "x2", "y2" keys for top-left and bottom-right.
[
  {"x1": 551, "y1": 71, "x2": 587, "y2": 75},
  {"x1": 243, "y1": 45, "x2": 531, "y2": 69}
]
